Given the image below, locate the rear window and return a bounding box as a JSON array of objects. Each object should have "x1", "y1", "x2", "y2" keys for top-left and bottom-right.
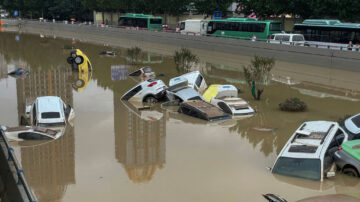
[
  {"x1": 272, "y1": 157, "x2": 321, "y2": 180},
  {"x1": 351, "y1": 115, "x2": 360, "y2": 128},
  {"x1": 41, "y1": 112, "x2": 60, "y2": 119},
  {"x1": 150, "y1": 19, "x2": 162, "y2": 24},
  {"x1": 292, "y1": 35, "x2": 304, "y2": 41},
  {"x1": 270, "y1": 23, "x2": 281, "y2": 31}
]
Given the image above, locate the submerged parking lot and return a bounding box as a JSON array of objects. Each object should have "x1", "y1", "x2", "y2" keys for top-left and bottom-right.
[{"x1": 0, "y1": 32, "x2": 360, "y2": 202}]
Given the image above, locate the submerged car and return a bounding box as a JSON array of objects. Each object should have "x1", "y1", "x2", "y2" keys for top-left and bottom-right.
[
  {"x1": 26, "y1": 96, "x2": 75, "y2": 127},
  {"x1": 334, "y1": 139, "x2": 360, "y2": 177},
  {"x1": 8, "y1": 68, "x2": 30, "y2": 78},
  {"x1": 67, "y1": 49, "x2": 92, "y2": 73},
  {"x1": 129, "y1": 66, "x2": 156, "y2": 80},
  {"x1": 178, "y1": 100, "x2": 230, "y2": 121},
  {"x1": 202, "y1": 84, "x2": 255, "y2": 117},
  {"x1": 272, "y1": 121, "x2": 348, "y2": 181},
  {"x1": 166, "y1": 80, "x2": 204, "y2": 102},
  {"x1": 121, "y1": 79, "x2": 167, "y2": 103},
  {"x1": 1, "y1": 126, "x2": 63, "y2": 141},
  {"x1": 169, "y1": 71, "x2": 207, "y2": 94},
  {"x1": 344, "y1": 113, "x2": 360, "y2": 140}
]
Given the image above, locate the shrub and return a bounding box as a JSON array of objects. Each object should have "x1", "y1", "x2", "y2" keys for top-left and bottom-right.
[
  {"x1": 174, "y1": 48, "x2": 199, "y2": 73},
  {"x1": 127, "y1": 46, "x2": 142, "y2": 64},
  {"x1": 279, "y1": 98, "x2": 307, "y2": 112}
]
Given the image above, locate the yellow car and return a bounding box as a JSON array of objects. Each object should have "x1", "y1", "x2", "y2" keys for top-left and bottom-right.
[
  {"x1": 67, "y1": 49, "x2": 92, "y2": 73},
  {"x1": 67, "y1": 49, "x2": 92, "y2": 92}
]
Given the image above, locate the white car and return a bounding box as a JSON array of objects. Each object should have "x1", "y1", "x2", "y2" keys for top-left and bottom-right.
[
  {"x1": 202, "y1": 84, "x2": 255, "y2": 117},
  {"x1": 26, "y1": 96, "x2": 75, "y2": 127},
  {"x1": 121, "y1": 79, "x2": 167, "y2": 103},
  {"x1": 269, "y1": 33, "x2": 305, "y2": 46},
  {"x1": 272, "y1": 121, "x2": 348, "y2": 181},
  {"x1": 169, "y1": 71, "x2": 207, "y2": 94},
  {"x1": 344, "y1": 113, "x2": 360, "y2": 140},
  {"x1": 1, "y1": 126, "x2": 63, "y2": 141}
]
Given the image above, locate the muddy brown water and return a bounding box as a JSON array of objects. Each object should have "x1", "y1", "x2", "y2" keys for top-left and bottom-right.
[{"x1": 0, "y1": 32, "x2": 360, "y2": 202}]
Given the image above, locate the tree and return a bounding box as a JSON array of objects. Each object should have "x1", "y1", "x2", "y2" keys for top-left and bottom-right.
[
  {"x1": 173, "y1": 48, "x2": 199, "y2": 73},
  {"x1": 194, "y1": 0, "x2": 233, "y2": 17},
  {"x1": 243, "y1": 56, "x2": 275, "y2": 100}
]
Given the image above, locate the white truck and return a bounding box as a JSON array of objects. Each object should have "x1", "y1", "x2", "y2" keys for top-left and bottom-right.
[{"x1": 179, "y1": 19, "x2": 208, "y2": 36}]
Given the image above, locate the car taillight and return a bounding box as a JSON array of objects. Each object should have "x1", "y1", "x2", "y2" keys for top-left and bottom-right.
[
  {"x1": 267, "y1": 35, "x2": 270, "y2": 39},
  {"x1": 338, "y1": 146, "x2": 343, "y2": 151},
  {"x1": 147, "y1": 81, "x2": 158, "y2": 87}
]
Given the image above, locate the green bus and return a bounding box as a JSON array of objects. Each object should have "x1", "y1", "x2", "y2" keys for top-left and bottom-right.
[
  {"x1": 206, "y1": 18, "x2": 282, "y2": 40},
  {"x1": 118, "y1": 13, "x2": 163, "y2": 31},
  {"x1": 293, "y1": 19, "x2": 360, "y2": 47}
]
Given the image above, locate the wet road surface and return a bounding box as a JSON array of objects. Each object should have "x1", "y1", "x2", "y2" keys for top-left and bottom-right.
[{"x1": 0, "y1": 32, "x2": 360, "y2": 202}]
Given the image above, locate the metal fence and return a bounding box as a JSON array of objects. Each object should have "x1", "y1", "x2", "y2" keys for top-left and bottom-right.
[{"x1": 0, "y1": 129, "x2": 37, "y2": 202}]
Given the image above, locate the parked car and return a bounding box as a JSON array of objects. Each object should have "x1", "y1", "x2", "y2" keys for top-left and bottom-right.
[
  {"x1": 334, "y1": 139, "x2": 360, "y2": 177},
  {"x1": 121, "y1": 79, "x2": 167, "y2": 103},
  {"x1": 25, "y1": 96, "x2": 75, "y2": 127},
  {"x1": 128, "y1": 66, "x2": 156, "y2": 80},
  {"x1": 1, "y1": 125, "x2": 63, "y2": 141},
  {"x1": 166, "y1": 79, "x2": 204, "y2": 102},
  {"x1": 344, "y1": 113, "x2": 360, "y2": 140},
  {"x1": 169, "y1": 71, "x2": 207, "y2": 94},
  {"x1": 202, "y1": 84, "x2": 255, "y2": 117},
  {"x1": 269, "y1": 33, "x2": 305, "y2": 46},
  {"x1": 272, "y1": 121, "x2": 348, "y2": 181},
  {"x1": 67, "y1": 49, "x2": 92, "y2": 73}
]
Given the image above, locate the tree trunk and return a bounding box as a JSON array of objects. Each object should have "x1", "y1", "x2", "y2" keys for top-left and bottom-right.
[
  {"x1": 256, "y1": 89, "x2": 263, "y2": 100},
  {"x1": 102, "y1": 12, "x2": 105, "y2": 24}
]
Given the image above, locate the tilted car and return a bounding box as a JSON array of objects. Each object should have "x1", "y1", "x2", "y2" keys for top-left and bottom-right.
[
  {"x1": 26, "y1": 96, "x2": 75, "y2": 127},
  {"x1": 344, "y1": 113, "x2": 360, "y2": 140},
  {"x1": 169, "y1": 71, "x2": 207, "y2": 94},
  {"x1": 67, "y1": 49, "x2": 92, "y2": 73},
  {"x1": 334, "y1": 139, "x2": 360, "y2": 177},
  {"x1": 272, "y1": 121, "x2": 348, "y2": 181},
  {"x1": 121, "y1": 79, "x2": 167, "y2": 103},
  {"x1": 166, "y1": 79, "x2": 204, "y2": 102},
  {"x1": 202, "y1": 84, "x2": 255, "y2": 117}
]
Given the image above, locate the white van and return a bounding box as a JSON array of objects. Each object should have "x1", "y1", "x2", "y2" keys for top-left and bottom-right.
[
  {"x1": 269, "y1": 33, "x2": 305, "y2": 46},
  {"x1": 179, "y1": 20, "x2": 208, "y2": 36}
]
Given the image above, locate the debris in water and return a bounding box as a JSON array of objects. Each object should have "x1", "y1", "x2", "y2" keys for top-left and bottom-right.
[{"x1": 8, "y1": 68, "x2": 30, "y2": 77}]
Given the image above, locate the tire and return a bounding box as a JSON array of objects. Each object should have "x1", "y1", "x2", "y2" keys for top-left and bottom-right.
[
  {"x1": 74, "y1": 79, "x2": 85, "y2": 88},
  {"x1": 144, "y1": 96, "x2": 158, "y2": 103},
  {"x1": 67, "y1": 57, "x2": 73, "y2": 64},
  {"x1": 74, "y1": 56, "x2": 84, "y2": 65},
  {"x1": 343, "y1": 167, "x2": 359, "y2": 177}
]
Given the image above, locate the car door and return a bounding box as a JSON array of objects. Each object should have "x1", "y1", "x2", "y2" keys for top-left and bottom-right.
[{"x1": 324, "y1": 129, "x2": 347, "y2": 170}]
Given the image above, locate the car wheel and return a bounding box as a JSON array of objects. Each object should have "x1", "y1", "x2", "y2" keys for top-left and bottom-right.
[
  {"x1": 75, "y1": 79, "x2": 85, "y2": 88},
  {"x1": 145, "y1": 96, "x2": 158, "y2": 103},
  {"x1": 74, "y1": 56, "x2": 84, "y2": 65},
  {"x1": 343, "y1": 167, "x2": 359, "y2": 177},
  {"x1": 67, "y1": 57, "x2": 74, "y2": 64}
]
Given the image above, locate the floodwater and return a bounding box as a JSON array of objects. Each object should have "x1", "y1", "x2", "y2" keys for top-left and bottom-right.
[{"x1": 0, "y1": 32, "x2": 360, "y2": 202}]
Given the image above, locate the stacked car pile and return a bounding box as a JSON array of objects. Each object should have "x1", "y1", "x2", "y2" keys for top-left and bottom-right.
[{"x1": 121, "y1": 69, "x2": 255, "y2": 121}]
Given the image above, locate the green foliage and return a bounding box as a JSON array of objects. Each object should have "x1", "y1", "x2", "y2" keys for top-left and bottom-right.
[
  {"x1": 243, "y1": 56, "x2": 275, "y2": 100},
  {"x1": 127, "y1": 46, "x2": 142, "y2": 64},
  {"x1": 237, "y1": 0, "x2": 360, "y2": 22},
  {"x1": 173, "y1": 48, "x2": 199, "y2": 73},
  {"x1": 279, "y1": 98, "x2": 307, "y2": 112}
]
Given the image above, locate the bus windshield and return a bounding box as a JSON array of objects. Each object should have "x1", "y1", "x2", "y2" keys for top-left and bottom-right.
[{"x1": 272, "y1": 157, "x2": 321, "y2": 180}]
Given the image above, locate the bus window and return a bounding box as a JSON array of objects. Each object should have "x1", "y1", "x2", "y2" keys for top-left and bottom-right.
[
  {"x1": 150, "y1": 19, "x2": 162, "y2": 24},
  {"x1": 137, "y1": 18, "x2": 147, "y2": 28},
  {"x1": 270, "y1": 23, "x2": 281, "y2": 31}
]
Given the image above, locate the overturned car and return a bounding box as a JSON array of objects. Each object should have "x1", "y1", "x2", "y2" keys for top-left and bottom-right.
[{"x1": 121, "y1": 79, "x2": 168, "y2": 103}]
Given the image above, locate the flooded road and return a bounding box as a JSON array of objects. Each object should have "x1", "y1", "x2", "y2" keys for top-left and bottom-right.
[{"x1": 0, "y1": 32, "x2": 360, "y2": 202}]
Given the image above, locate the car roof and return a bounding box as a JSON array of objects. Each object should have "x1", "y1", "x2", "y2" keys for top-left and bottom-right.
[
  {"x1": 272, "y1": 33, "x2": 303, "y2": 36},
  {"x1": 280, "y1": 121, "x2": 339, "y2": 159},
  {"x1": 36, "y1": 96, "x2": 63, "y2": 114},
  {"x1": 344, "y1": 113, "x2": 360, "y2": 135},
  {"x1": 172, "y1": 87, "x2": 202, "y2": 101},
  {"x1": 169, "y1": 71, "x2": 201, "y2": 87}
]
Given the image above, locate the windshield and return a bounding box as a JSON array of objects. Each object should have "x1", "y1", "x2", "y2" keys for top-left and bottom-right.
[
  {"x1": 42, "y1": 112, "x2": 60, "y2": 119},
  {"x1": 38, "y1": 122, "x2": 65, "y2": 127},
  {"x1": 272, "y1": 157, "x2": 321, "y2": 180}
]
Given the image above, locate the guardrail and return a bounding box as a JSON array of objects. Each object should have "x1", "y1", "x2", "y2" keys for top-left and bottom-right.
[{"x1": 0, "y1": 129, "x2": 37, "y2": 202}]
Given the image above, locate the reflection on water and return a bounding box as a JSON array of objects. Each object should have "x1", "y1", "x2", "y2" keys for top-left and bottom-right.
[
  {"x1": 20, "y1": 125, "x2": 75, "y2": 202},
  {"x1": 114, "y1": 94, "x2": 166, "y2": 183},
  {"x1": 0, "y1": 31, "x2": 360, "y2": 201}
]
